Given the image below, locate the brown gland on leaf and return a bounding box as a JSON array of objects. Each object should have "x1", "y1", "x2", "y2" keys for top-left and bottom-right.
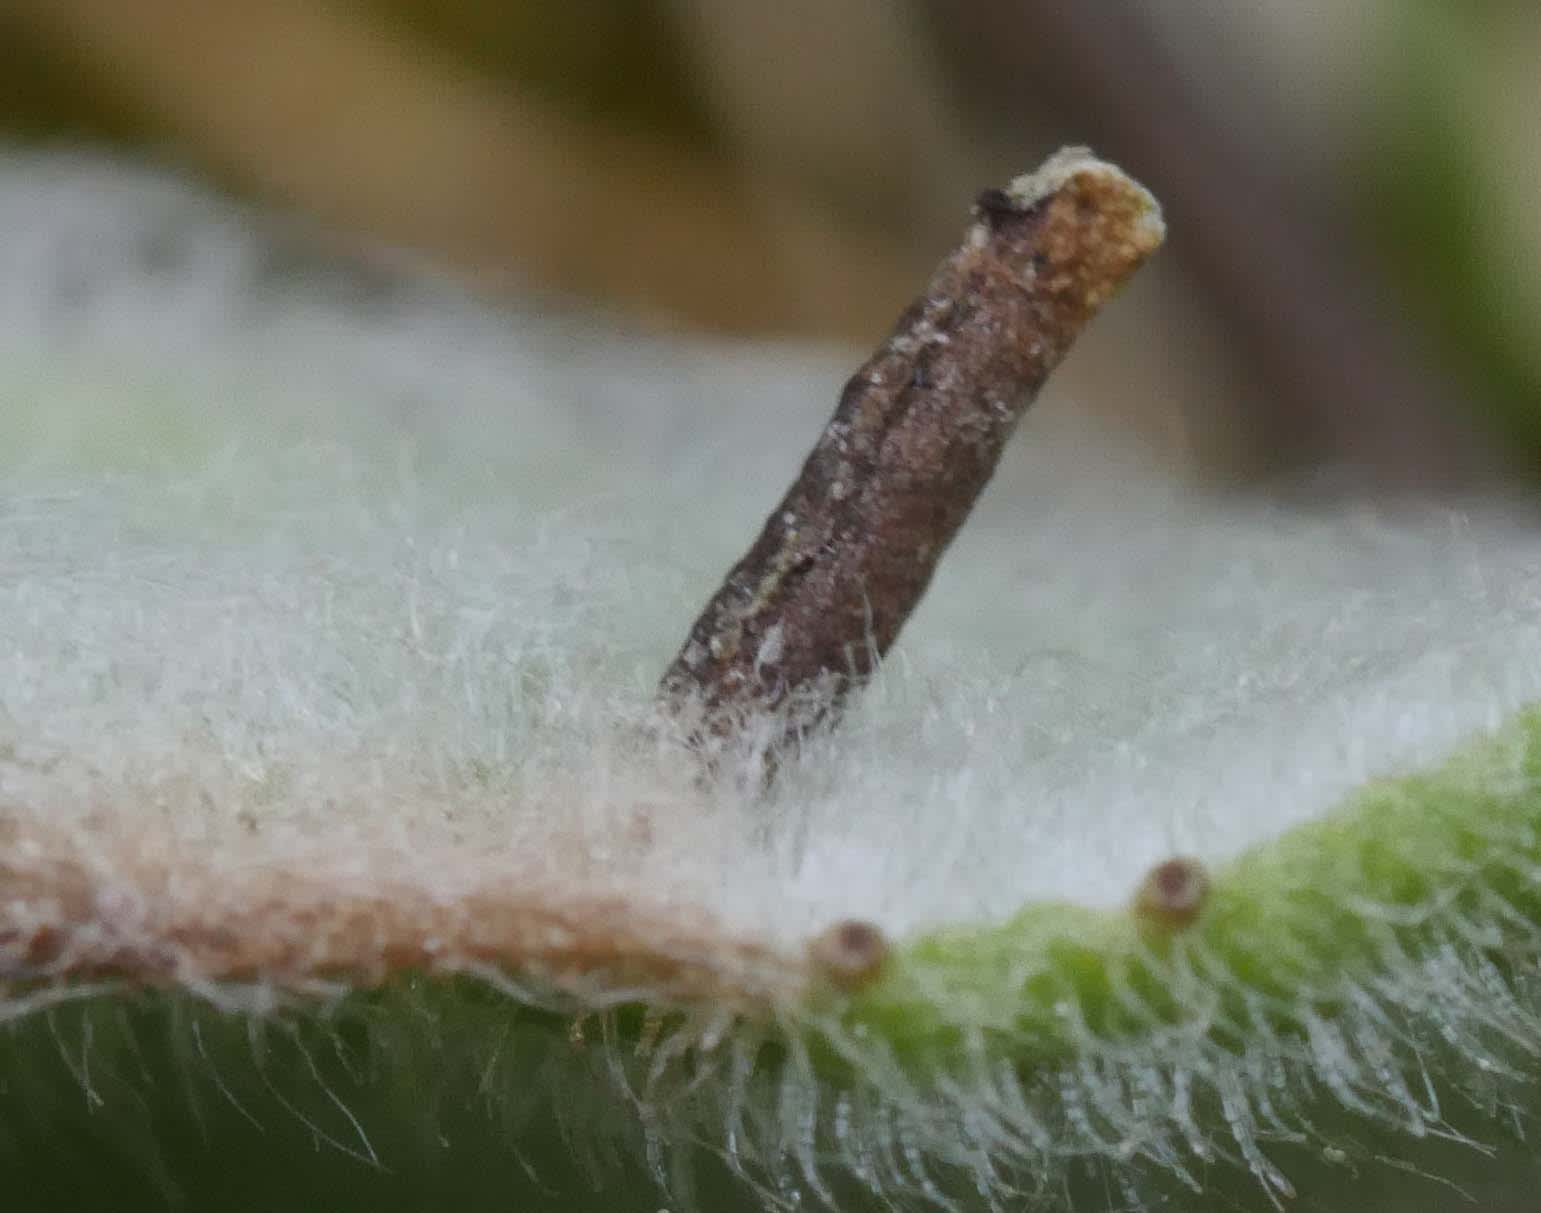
[
  {"x1": 1133, "y1": 856, "x2": 1212, "y2": 930},
  {"x1": 809, "y1": 918, "x2": 890, "y2": 991}
]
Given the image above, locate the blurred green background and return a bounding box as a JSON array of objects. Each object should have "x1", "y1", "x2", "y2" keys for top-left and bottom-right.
[{"x1": 1, "y1": 0, "x2": 1537, "y2": 480}]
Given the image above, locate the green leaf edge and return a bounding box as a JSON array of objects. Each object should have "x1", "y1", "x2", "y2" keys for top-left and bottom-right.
[{"x1": 831, "y1": 705, "x2": 1541, "y2": 1073}]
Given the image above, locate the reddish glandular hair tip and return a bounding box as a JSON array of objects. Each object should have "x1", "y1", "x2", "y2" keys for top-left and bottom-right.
[
  {"x1": 810, "y1": 918, "x2": 889, "y2": 991},
  {"x1": 1134, "y1": 857, "x2": 1211, "y2": 930}
]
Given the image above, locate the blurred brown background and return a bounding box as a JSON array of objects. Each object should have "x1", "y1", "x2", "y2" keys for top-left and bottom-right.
[{"x1": 2, "y1": 0, "x2": 1537, "y2": 483}]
